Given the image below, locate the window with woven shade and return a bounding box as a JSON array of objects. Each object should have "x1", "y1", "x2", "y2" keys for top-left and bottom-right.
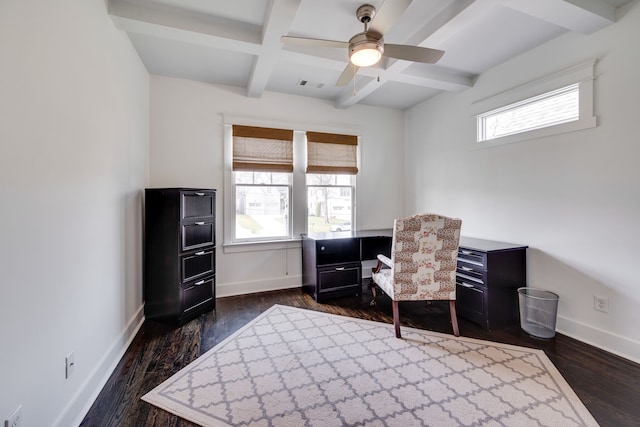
[
  {"x1": 305, "y1": 132, "x2": 358, "y2": 234},
  {"x1": 231, "y1": 125, "x2": 294, "y2": 242},
  {"x1": 232, "y1": 125, "x2": 293, "y2": 172},
  {"x1": 306, "y1": 131, "x2": 358, "y2": 175}
]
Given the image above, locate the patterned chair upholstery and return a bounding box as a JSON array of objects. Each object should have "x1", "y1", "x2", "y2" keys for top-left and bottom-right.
[{"x1": 370, "y1": 213, "x2": 462, "y2": 338}]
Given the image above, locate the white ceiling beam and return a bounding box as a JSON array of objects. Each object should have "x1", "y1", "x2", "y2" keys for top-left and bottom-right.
[
  {"x1": 108, "y1": 0, "x2": 262, "y2": 54},
  {"x1": 502, "y1": 0, "x2": 617, "y2": 34},
  {"x1": 394, "y1": 70, "x2": 474, "y2": 91},
  {"x1": 280, "y1": 50, "x2": 349, "y2": 73},
  {"x1": 247, "y1": 0, "x2": 302, "y2": 98}
]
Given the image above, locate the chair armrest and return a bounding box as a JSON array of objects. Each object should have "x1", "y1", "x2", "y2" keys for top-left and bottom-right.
[
  {"x1": 372, "y1": 254, "x2": 392, "y2": 273},
  {"x1": 377, "y1": 254, "x2": 392, "y2": 267}
]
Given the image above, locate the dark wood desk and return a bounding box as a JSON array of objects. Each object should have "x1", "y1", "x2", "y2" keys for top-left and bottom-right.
[
  {"x1": 302, "y1": 231, "x2": 527, "y2": 331},
  {"x1": 301, "y1": 229, "x2": 392, "y2": 302}
]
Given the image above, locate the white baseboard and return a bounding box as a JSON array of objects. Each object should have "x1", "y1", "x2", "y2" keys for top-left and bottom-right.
[
  {"x1": 217, "y1": 275, "x2": 301, "y2": 298},
  {"x1": 556, "y1": 315, "x2": 640, "y2": 365},
  {"x1": 53, "y1": 304, "x2": 146, "y2": 427}
]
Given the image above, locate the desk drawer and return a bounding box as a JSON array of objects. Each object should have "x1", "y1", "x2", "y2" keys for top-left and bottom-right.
[
  {"x1": 317, "y1": 263, "x2": 361, "y2": 292},
  {"x1": 456, "y1": 260, "x2": 486, "y2": 286},
  {"x1": 316, "y1": 239, "x2": 360, "y2": 265},
  {"x1": 456, "y1": 280, "x2": 485, "y2": 326},
  {"x1": 458, "y1": 248, "x2": 486, "y2": 268}
]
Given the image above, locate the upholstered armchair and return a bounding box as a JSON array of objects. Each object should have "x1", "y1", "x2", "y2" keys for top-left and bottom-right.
[{"x1": 370, "y1": 213, "x2": 462, "y2": 338}]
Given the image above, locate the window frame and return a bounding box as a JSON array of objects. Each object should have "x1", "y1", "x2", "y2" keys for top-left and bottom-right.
[
  {"x1": 477, "y1": 83, "x2": 580, "y2": 142},
  {"x1": 471, "y1": 60, "x2": 597, "y2": 149},
  {"x1": 222, "y1": 121, "x2": 360, "y2": 253},
  {"x1": 306, "y1": 173, "x2": 356, "y2": 234}
]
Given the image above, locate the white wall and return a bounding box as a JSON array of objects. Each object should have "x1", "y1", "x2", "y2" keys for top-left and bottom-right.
[
  {"x1": 0, "y1": 1, "x2": 149, "y2": 426},
  {"x1": 149, "y1": 77, "x2": 405, "y2": 297},
  {"x1": 404, "y1": 1, "x2": 640, "y2": 363}
]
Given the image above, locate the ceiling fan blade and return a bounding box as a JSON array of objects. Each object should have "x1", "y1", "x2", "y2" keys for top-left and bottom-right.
[
  {"x1": 280, "y1": 36, "x2": 348, "y2": 49},
  {"x1": 368, "y1": 0, "x2": 412, "y2": 38},
  {"x1": 336, "y1": 63, "x2": 359, "y2": 86},
  {"x1": 383, "y1": 44, "x2": 444, "y2": 63}
]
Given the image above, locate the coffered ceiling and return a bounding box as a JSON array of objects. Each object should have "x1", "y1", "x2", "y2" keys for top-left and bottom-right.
[{"x1": 109, "y1": 0, "x2": 630, "y2": 110}]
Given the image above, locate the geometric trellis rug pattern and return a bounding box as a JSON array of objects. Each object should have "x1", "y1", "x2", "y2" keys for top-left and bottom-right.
[{"x1": 142, "y1": 305, "x2": 599, "y2": 426}]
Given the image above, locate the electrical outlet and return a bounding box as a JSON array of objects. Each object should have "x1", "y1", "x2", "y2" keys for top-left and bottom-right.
[
  {"x1": 65, "y1": 352, "x2": 75, "y2": 379},
  {"x1": 5, "y1": 404, "x2": 22, "y2": 427},
  {"x1": 594, "y1": 295, "x2": 609, "y2": 313}
]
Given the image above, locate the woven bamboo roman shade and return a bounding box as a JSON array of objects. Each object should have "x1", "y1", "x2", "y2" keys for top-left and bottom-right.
[
  {"x1": 306, "y1": 131, "x2": 358, "y2": 174},
  {"x1": 232, "y1": 125, "x2": 294, "y2": 172}
]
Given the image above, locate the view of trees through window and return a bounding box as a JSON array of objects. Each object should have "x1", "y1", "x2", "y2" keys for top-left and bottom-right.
[
  {"x1": 234, "y1": 171, "x2": 290, "y2": 240},
  {"x1": 307, "y1": 174, "x2": 353, "y2": 233}
]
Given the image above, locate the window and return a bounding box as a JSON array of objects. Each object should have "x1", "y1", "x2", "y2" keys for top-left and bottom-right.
[
  {"x1": 224, "y1": 123, "x2": 359, "y2": 247},
  {"x1": 472, "y1": 60, "x2": 596, "y2": 148},
  {"x1": 234, "y1": 171, "x2": 291, "y2": 241},
  {"x1": 305, "y1": 131, "x2": 358, "y2": 234},
  {"x1": 230, "y1": 125, "x2": 293, "y2": 242},
  {"x1": 307, "y1": 174, "x2": 354, "y2": 233},
  {"x1": 478, "y1": 84, "x2": 579, "y2": 142}
]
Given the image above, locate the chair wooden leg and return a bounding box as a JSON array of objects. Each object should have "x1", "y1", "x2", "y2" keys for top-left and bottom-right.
[
  {"x1": 369, "y1": 280, "x2": 378, "y2": 306},
  {"x1": 449, "y1": 300, "x2": 460, "y2": 337},
  {"x1": 392, "y1": 300, "x2": 401, "y2": 338}
]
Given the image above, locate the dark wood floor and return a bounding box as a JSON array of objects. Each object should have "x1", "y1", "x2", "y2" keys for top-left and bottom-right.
[{"x1": 81, "y1": 287, "x2": 640, "y2": 426}]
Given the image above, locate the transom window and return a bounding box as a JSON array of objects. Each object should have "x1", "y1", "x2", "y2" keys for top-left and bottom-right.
[
  {"x1": 471, "y1": 60, "x2": 596, "y2": 148},
  {"x1": 478, "y1": 84, "x2": 579, "y2": 142}
]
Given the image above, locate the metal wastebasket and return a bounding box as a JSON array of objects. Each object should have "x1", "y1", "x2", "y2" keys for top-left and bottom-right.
[{"x1": 517, "y1": 287, "x2": 559, "y2": 338}]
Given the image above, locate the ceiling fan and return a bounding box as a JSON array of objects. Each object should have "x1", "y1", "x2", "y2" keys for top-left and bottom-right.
[{"x1": 281, "y1": 0, "x2": 445, "y2": 86}]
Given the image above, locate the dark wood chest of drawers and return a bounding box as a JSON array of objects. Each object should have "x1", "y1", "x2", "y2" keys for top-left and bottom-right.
[
  {"x1": 455, "y1": 237, "x2": 527, "y2": 331},
  {"x1": 144, "y1": 188, "x2": 216, "y2": 324}
]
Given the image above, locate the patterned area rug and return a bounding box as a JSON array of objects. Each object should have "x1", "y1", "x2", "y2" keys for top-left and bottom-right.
[{"x1": 142, "y1": 305, "x2": 598, "y2": 426}]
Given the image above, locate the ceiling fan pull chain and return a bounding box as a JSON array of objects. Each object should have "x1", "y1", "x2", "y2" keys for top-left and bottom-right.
[{"x1": 353, "y1": 64, "x2": 357, "y2": 96}]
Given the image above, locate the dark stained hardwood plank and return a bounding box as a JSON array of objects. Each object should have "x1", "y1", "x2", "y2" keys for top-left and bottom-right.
[{"x1": 80, "y1": 287, "x2": 640, "y2": 427}]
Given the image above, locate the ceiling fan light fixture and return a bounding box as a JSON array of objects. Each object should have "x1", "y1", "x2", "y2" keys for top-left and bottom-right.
[
  {"x1": 349, "y1": 34, "x2": 384, "y2": 67},
  {"x1": 350, "y1": 44, "x2": 382, "y2": 67}
]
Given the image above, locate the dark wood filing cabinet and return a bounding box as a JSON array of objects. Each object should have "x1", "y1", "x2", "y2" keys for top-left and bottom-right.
[
  {"x1": 455, "y1": 237, "x2": 527, "y2": 331},
  {"x1": 302, "y1": 230, "x2": 392, "y2": 302},
  {"x1": 144, "y1": 188, "x2": 216, "y2": 324}
]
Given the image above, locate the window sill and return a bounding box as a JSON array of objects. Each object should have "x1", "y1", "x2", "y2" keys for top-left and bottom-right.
[
  {"x1": 222, "y1": 238, "x2": 302, "y2": 254},
  {"x1": 470, "y1": 116, "x2": 596, "y2": 150}
]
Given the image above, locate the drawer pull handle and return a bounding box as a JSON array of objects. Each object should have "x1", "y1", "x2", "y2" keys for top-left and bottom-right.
[
  {"x1": 335, "y1": 267, "x2": 345, "y2": 271},
  {"x1": 320, "y1": 246, "x2": 325, "y2": 251},
  {"x1": 195, "y1": 280, "x2": 205, "y2": 286},
  {"x1": 195, "y1": 251, "x2": 206, "y2": 256},
  {"x1": 461, "y1": 266, "x2": 473, "y2": 271},
  {"x1": 461, "y1": 250, "x2": 473, "y2": 255},
  {"x1": 195, "y1": 222, "x2": 205, "y2": 226},
  {"x1": 195, "y1": 192, "x2": 205, "y2": 196},
  {"x1": 459, "y1": 282, "x2": 474, "y2": 288}
]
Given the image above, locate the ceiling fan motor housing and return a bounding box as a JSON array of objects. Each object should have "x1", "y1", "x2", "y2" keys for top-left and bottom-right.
[
  {"x1": 356, "y1": 4, "x2": 376, "y2": 24},
  {"x1": 349, "y1": 4, "x2": 383, "y2": 67}
]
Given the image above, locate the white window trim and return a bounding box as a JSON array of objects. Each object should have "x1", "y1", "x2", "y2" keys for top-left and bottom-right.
[
  {"x1": 221, "y1": 115, "x2": 361, "y2": 253},
  {"x1": 469, "y1": 59, "x2": 597, "y2": 149}
]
